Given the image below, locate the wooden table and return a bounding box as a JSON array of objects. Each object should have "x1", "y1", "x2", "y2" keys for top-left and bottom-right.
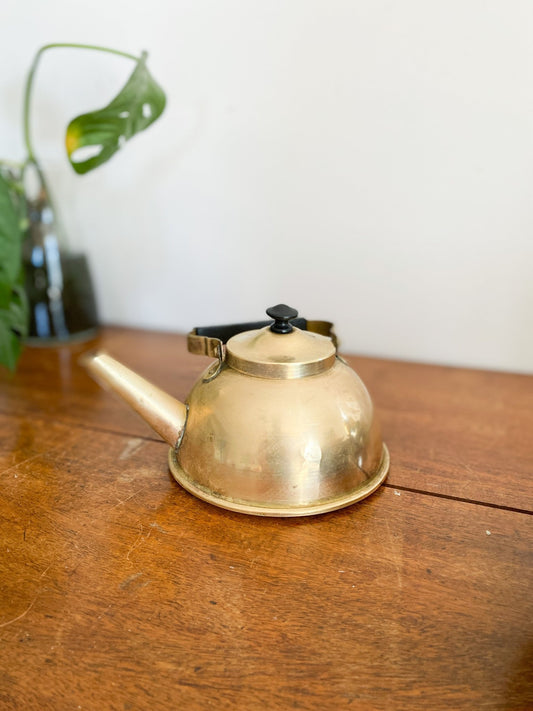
[{"x1": 1, "y1": 327, "x2": 532, "y2": 710}]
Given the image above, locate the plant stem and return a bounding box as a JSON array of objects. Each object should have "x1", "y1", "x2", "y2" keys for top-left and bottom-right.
[{"x1": 23, "y1": 43, "x2": 141, "y2": 163}]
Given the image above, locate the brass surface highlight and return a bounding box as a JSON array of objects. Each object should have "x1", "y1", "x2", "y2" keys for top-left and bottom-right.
[
  {"x1": 226, "y1": 326, "x2": 337, "y2": 379},
  {"x1": 169, "y1": 444, "x2": 389, "y2": 516}
]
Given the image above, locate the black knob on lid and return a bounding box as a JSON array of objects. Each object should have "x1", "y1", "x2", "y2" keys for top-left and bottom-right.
[{"x1": 266, "y1": 304, "x2": 299, "y2": 334}]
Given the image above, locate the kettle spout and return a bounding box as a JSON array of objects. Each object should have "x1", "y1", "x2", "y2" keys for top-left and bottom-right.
[{"x1": 83, "y1": 352, "x2": 187, "y2": 447}]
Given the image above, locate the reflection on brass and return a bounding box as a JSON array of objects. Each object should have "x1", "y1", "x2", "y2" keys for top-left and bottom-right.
[
  {"x1": 226, "y1": 326, "x2": 337, "y2": 379},
  {"x1": 168, "y1": 446, "x2": 389, "y2": 517},
  {"x1": 84, "y1": 314, "x2": 389, "y2": 517}
]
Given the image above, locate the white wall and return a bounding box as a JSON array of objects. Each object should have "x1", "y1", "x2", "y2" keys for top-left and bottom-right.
[{"x1": 2, "y1": 0, "x2": 532, "y2": 372}]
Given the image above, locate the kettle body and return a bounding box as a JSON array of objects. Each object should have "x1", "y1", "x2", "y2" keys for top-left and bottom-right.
[{"x1": 173, "y1": 357, "x2": 387, "y2": 516}]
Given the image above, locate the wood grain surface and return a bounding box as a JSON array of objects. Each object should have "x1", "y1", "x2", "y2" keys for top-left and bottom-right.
[{"x1": 1, "y1": 328, "x2": 532, "y2": 710}]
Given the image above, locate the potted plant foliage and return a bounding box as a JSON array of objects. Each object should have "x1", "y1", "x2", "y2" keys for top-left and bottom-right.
[{"x1": 0, "y1": 42, "x2": 166, "y2": 370}]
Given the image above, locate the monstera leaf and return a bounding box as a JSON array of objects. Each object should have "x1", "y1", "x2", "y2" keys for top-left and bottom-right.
[
  {"x1": 0, "y1": 172, "x2": 28, "y2": 371},
  {"x1": 66, "y1": 52, "x2": 166, "y2": 174}
]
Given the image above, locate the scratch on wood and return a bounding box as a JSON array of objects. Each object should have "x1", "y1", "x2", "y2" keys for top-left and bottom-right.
[
  {"x1": 0, "y1": 561, "x2": 54, "y2": 628},
  {"x1": 111, "y1": 486, "x2": 149, "y2": 510},
  {"x1": 149, "y1": 522, "x2": 168, "y2": 533},
  {"x1": 0, "y1": 594, "x2": 39, "y2": 629},
  {"x1": 120, "y1": 571, "x2": 144, "y2": 590},
  {"x1": 39, "y1": 562, "x2": 53, "y2": 579},
  {"x1": 454, "y1": 457, "x2": 484, "y2": 493},
  {"x1": 1, "y1": 452, "x2": 44, "y2": 478},
  {"x1": 126, "y1": 524, "x2": 152, "y2": 561}
]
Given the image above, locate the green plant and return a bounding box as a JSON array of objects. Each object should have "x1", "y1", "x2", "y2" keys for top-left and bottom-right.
[{"x1": 0, "y1": 43, "x2": 166, "y2": 370}]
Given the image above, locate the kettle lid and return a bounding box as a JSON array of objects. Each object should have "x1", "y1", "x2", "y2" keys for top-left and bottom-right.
[{"x1": 226, "y1": 304, "x2": 336, "y2": 379}]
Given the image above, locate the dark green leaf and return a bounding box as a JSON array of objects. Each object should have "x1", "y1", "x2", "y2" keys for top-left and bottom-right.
[
  {"x1": 0, "y1": 281, "x2": 11, "y2": 309},
  {"x1": 0, "y1": 172, "x2": 23, "y2": 285},
  {"x1": 0, "y1": 279, "x2": 29, "y2": 372},
  {"x1": 66, "y1": 54, "x2": 166, "y2": 174},
  {"x1": 0, "y1": 322, "x2": 22, "y2": 372},
  {"x1": 0, "y1": 170, "x2": 28, "y2": 370}
]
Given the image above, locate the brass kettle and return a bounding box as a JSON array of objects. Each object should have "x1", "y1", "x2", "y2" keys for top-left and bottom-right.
[{"x1": 85, "y1": 305, "x2": 389, "y2": 517}]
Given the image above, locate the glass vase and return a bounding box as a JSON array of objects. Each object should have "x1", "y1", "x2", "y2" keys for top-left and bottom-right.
[{"x1": 22, "y1": 162, "x2": 99, "y2": 344}]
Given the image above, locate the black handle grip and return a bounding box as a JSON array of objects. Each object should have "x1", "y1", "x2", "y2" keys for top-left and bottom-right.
[{"x1": 195, "y1": 316, "x2": 306, "y2": 344}]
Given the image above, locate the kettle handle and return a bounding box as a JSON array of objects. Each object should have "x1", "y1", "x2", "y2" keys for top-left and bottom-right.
[
  {"x1": 193, "y1": 317, "x2": 306, "y2": 344},
  {"x1": 187, "y1": 317, "x2": 337, "y2": 357}
]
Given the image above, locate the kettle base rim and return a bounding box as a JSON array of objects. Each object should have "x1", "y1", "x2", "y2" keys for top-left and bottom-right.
[{"x1": 168, "y1": 444, "x2": 390, "y2": 518}]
